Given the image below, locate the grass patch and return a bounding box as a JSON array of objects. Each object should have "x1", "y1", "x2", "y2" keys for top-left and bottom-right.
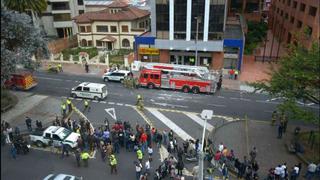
[
  {"x1": 299, "y1": 131, "x2": 320, "y2": 163},
  {"x1": 61, "y1": 47, "x2": 98, "y2": 60}
]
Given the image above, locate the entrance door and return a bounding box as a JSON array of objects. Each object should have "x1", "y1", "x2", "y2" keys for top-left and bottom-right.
[{"x1": 107, "y1": 42, "x2": 113, "y2": 50}]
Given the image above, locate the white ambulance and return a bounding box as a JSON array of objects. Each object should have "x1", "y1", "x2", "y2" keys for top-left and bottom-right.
[{"x1": 71, "y1": 82, "x2": 108, "y2": 100}]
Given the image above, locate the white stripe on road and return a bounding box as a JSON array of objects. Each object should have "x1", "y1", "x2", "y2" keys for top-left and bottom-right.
[
  {"x1": 36, "y1": 76, "x2": 63, "y2": 81},
  {"x1": 146, "y1": 108, "x2": 194, "y2": 141},
  {"x1": 116, "y1": 103, "x2": 123, "y2": 106},
  {"x1": 240, "y1": 98, "x2": 251, "y2": 101},
  {"x1": 125, "y1": 104, "x2": 132, "y2": 107},
  {"x1": 92, "y1": 100, "x2": 98, "y2": 103},
  {"x1": 184, "y1": 113, "x2": 214, "y2": 132},
  {"x1": 108, "y1": 102, "x2": 115, "y2": 105},
  {"x1": 230, "y1": 97, "x2": 240, "y2": 100},
  {"x1": 76, "y1": 98, "x2": 82, "y2": 101},
  {"x1": 256, "y1": 100, "x2": 280, "y2": 104},
  {"x1": 208, "y1": 103, "x2": 226, "y2": 107},
  {"x1": 217, "y1": 96, "x2": 225, "y2": 98},
  {"x1": 100, "y1": 101, "x2": 106, "y2": 104}
]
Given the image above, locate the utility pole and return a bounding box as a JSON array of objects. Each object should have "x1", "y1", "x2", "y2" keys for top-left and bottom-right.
[{"x1": 195, "y1": 16, "x2": 201, "y2": 66}]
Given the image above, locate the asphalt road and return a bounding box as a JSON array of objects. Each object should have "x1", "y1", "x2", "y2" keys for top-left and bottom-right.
[{"x1": 31, "y1": 71, "x2": 319, "y2": 122}]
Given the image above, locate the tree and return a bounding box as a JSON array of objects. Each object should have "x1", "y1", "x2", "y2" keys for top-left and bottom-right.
[
  {"x1": 250, "y1": 42, "x2": 320, "y2": 124},
  {"x1": 1, "y1": 8, "x2": 48, "y2": 86},
  {"x1": 3, "y1": 0, "x2": 47, "y2": 15}
]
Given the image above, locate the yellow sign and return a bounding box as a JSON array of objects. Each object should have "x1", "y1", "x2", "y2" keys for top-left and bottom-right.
[{"x1": 138, "y1": 47, "x2": 159, "y2": 55}]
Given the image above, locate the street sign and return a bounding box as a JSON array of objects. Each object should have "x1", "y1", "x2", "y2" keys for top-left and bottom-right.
[
  {"x1": 105, "y1": 108, "x2": 117, "y2": 120},
  {"x1": 201, "y1": 110, "x2": 213, "y2": 120}
]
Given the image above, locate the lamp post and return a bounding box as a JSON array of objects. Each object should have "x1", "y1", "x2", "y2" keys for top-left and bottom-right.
[
  {"x1": 195, "y1": 16, "x2": 202, "y2": 66},
  {"x1": 199, "y1": 110, "x2": 213, "y2": 180}
]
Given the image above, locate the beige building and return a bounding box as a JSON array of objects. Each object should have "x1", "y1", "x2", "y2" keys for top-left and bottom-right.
[{"x1": 73, "y1": 1, "x2": 150, "y2": 50}]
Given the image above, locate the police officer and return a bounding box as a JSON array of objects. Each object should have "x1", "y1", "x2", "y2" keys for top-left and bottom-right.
[
  {"x1": 83, "y1": 99, "x2": 90, "y2": 112},
  {"x1": 136, "y1": 148, "x2": 143, "y2": 163},
  {"x1": 66, "y1": 98, "x2": 72, "y2": 113},
  {"x1": 109, "y1": 154, "x2": 118, "y2": 174},
  {"x1": 58, "y1": 63, "x2": 63, "y2": 72},
  {"x1": 136, "y1": 94, "x2": 143, "y2": 110},
  {"x1": 271, "y1": 110, "x2": 277, "y2": 126},
  {"x1": 81, "y1": 151, "x2": 90, "y2": 167},
  {"x1": 61, "y1": 102, "x2": 67, "y2": 117},
  {"x1": 75, "y1": 149, "x2": 81, "y2": 167}
]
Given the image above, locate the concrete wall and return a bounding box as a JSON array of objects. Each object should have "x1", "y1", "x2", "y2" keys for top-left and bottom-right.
[
  {"x1": 211, "y1": 52, "x2": 224, "y2": 70},
  {"x1": 47, "y1": 36, "x2": 78, "y2": 54},
  {"x1": 159, "y1": 50, "x2": 170, "y2": 63}
]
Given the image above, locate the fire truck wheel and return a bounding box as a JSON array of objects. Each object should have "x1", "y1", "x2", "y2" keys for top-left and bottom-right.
[
  {"x1": 182, "y1": 86, "x2": 190, "y2": 93},
  {"x1": 192, "y1": 87, "x2": 200, "y2": 94},
  {"x1": 147, "y1": 83, "x2": 155, "y2": 89}
]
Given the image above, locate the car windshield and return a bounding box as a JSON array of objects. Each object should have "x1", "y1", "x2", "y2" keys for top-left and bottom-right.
[{"x1": 58, "y1": 129, "x2": 72, "y2": 140}]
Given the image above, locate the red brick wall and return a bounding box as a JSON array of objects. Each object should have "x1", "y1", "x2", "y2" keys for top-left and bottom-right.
[
  {"x1": 211, "y1": 52, "x2": 224, "y2": 70},
  {"x1": 47, "y1": 36, "x2": 78, "y2": 54},
  {"x1": 159, "y1": 50, "x2": 170, "y2": 63}
]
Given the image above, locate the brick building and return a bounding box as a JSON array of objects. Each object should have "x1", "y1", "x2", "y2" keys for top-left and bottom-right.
[{"x1": 269, "y1": 0, "x2": 319, "y2": 49}]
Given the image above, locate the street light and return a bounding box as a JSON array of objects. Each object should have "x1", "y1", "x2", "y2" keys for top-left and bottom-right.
[
  {"x1": 195, "y1": 16, "x2": 202, "y2": 66},
  {"x1": 199, "y1": 109, "x2": 213, "y2": 180}
]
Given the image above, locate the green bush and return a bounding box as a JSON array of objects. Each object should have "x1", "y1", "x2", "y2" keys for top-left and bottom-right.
[
  {"x1": 61, "y1": 47, "x2": 98, "y2": 60},
  {"x1": 245, "y1": 21, "x2": 268, "y2": 55}
]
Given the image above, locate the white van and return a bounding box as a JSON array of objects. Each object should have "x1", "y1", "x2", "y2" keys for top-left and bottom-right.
[
  {"x1": 102, "y1": 70, "x2": 130, "y2": 83},
  {"x1": 71, "y1": 82, "x2": 108, "y2": 100}
]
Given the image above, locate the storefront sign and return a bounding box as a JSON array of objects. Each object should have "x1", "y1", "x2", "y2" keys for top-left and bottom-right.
[
  {"x1": 138, "y1": 47, "x2": 159, "y2": 55},
  {"x1": 224, "y1": 53, "x2": 238, "y2": 59}
]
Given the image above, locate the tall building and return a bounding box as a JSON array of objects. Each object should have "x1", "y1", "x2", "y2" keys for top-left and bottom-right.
[
  {"x1": 150, "y1": 0, "x2": 227, "y2": 69},
  {"x1": 41, "y1": 0, "x2": 85, "y2": 38},
  {"x1": 269, "y1": 0, "x2": 319, "y2": 49}
]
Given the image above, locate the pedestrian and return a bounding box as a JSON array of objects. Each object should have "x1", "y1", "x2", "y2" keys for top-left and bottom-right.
[
  {"x1": 109, "y1": 154, "x2": 118, "y2": 174},
  {"x1": 140, "y1": 132, "x2": 147, "y2": 153},
  {"x1": 85, "y1": 62, "x2": 89, "y2": 73},
  {"x1": 66, "y1": 98, "x2": 72, "y2": 113},
  {"x1": 10, "y1": 143, "x2": 17, "y2": 159},
  {"x1": 61, "y1": 143, "x2": 69, "y2": 159},
  {"x1": 249, "y1": 146, "x2": 257, "y2": 163},
  {"x1": 234, "y1": 69, "x2": 239, "y2": 80},
  {"x1": 145, "y1": 159, "x2": 150, "y2": 176},
  {"x1": 271, "y1": 110, "x2": 277, "y2": 126},
  {"x1": 61, "y1": 102, "x2": 67, "y2": 117},
  {"x1": 81, "y1": 151, "x2": 90, "y2": 167},
  {"x1": 14, "y1": 126, "x2": 20, "y2": 136},
  {"x1": 290, "y1": 166, "x2": 298, "y2": 180},
  {"x1": 177, "y1": 160, "x2": 184, "y2": 176},
  {"x1": 137, "y1": 148, "x2": 143, "y2": 163},
  {"x1": 6, "y1": 126, "x2": 13, "y2": 142},
  {"x1": 75, "y1": 149, "x2": 81, "y2": 167},
  {"x1": 222, "y1": 161, "x2": 229, "y2": 180},
  {"x1": 147, "y1": 145, "x2": 153, "y2": 162},
  {"x1": 162, "y1": 130, "x2": 168, "y2": 146},
  {"x1": 305, "y1": 162, "x2": 317, "y2": 180},
  {"x1": 135, "y1": 161, "x2": 143, "y2": 180},
  {"x1": 228, "y1": 69, "x2": 235, "y2": 79},
  {"x1": 25, "y1": 116, "x2": 32, "y2": 132},
  {"x1": 83, "y1": 99, "x2": 90, "y2": 112},
  {"x1": 278, "y1": 124, "x2": 283, "y2": 139},
  {"x1": 217, "y1": 75, "x2": 222, "y2": 90}
]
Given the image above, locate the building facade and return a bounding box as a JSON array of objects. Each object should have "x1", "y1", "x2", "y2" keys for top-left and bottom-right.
[
  {"x1": 73, "y1": 1, "x2": 150, "y2": 50},
  {"x1": 269, "y1": 0, "x2": 319, "y2": 49},
  {"x1": 41, "y1": 0, "x2": 85, "y2": 38},
  {"x1": 150, "y1": 0, "x2": 228, "y2": 70}
]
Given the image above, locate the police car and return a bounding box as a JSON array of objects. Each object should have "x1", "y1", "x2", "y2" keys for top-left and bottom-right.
[
  {"x1": 102, "y1": 70, "x2": 130, "y2": 83},
  {"x1": 71, "y1": 82, "x2": 108, "y2": 100}
]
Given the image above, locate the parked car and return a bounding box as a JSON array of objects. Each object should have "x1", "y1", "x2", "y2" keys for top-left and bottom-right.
[
  {"x1": 43, "y1": 174, "x2": 82, "y2": 180},
  {"x1": 30, "y1": 126, "x2": 80, "y2": 150},
  {"x1": 102, "y1": 70, "x2": 130, "y2": 83},
  {"x1": 71, "y1": 82, "x2": 108, "y2": 100}
]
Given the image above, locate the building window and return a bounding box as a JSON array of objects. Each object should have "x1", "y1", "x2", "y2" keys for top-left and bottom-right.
[
  {"x1": 305, "y1": 26, "x2": 312, "y2": 37},
  {"x1": 51, "y1": 2, "x2": 69, "y2": 10},
  {"x1": 121, "y1": 25, "x2": 129, "y2": 32},
  {"x1": 139, "y1": 22, "x2": 145, "y2": 28},
  {"x1": 292, "y1": 1, "x2": 297, "y2": 8},
  {"x1": 78, "y1": 0, "x2": 84, "y2": 5},
  {"x1": 309, "y1": 6, "x2": 317, "y2": 17},
  {"x1": 287, "y1": 0, "x2": 291, "y2": 6},
  {"x1": 81, "y1": 39, "x2": 87, "y2": 46},
  {"x1": 277, "y1": 8, "x2": 279, "y2": 13},
  {"x1": 53, "y1": 13, "x2": 71, "y2": 21},
  {"x1": 97, "y1": 26, "x2": 108, "y2": 32},
  {"x1": 88, "y1": 40, "x2": 92, "y2": 46},
  {"x1": 96, "y1": 40, "x2": 103, "y2": 47},
  {"x1": 110, "y1": 26, "x2": 117, "y2": 32},
  {"x1": 296, "y1": 20, "x2": 302, "y2": 28},
  {"x1": 280, "y1": 10, "x2": 283, "y2": 16},
  {"x1": 86, "y1": 26, "x2": 91, "y2": 32},
  {"x1": 79, "y1": 10, "x2": 84, "y2": 14},
  {"x1": 79, "y1": 26, "x2": 86, "y2": 33},
  {"x1": 282, "y1": 0, "x2": 285, "y2": 4},
  {"x1": 300, "y1": 3, "x2": 306, "y2": 12},
  {"x1": 290, "y1": 16, "x2": 294, "y2": 23},
  {"x1": 122, "y1": 39, "x2": 130, "y2": 47},
  {"x1": 285, "y1": 13, "x2": 288, "y2": 19}
]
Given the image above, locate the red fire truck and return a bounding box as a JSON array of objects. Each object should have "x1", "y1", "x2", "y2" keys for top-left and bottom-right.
[{"x1": 132, "y1": 62, "x2": 218, "y2": 94}]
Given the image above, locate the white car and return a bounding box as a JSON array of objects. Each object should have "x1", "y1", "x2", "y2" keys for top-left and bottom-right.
[
  {"x1": 71, "y1": 82, "x2": 108, "y2": 100},
  {"x1": 102, "y1": 70, "x2": 130, "y2": 83},
  {"x1": 43, "y1": 174, "x2": 82, "y2": 180}
]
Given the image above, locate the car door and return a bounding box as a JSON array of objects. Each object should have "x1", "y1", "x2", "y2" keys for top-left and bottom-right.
[
  {"x1": 81, "y1": 87, "x2": 91, "y2": 98},
  {"x1": 52, "y1": 134, "x2": 62, "y2": 147},
  {"x1": 74, "y1": 86, "x2": 83, "y2": 97},
  {"x1": 43, "y1": 133, "x2": 51, "y2": 145}
]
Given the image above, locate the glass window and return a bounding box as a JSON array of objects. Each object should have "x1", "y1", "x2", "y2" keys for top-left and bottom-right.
[
  {"x1": 150, "y1": 74, "x2": 154, "y2": 79},
  {"x1": 285, "y1": 13, "x2": 288, "y2": 19},
  {"x1": 154, "y1": 74, "x2": 160, "y2": 79},
  {"x1": 79, "y1": 10, "x2": 84, "y2": 14},
  {"x1": 122, "y1": 39, "x2": 130, "y2": 47},
  {"x1": 88, "y1": 40, "x2": 92, "y2": 46},
  {"x1": 75, "y1": 86, "x2": 82, "y2": 91},
  {"x1": 53, "y1": 13, "x2": 71, "y2": 22},
  {"x1": 96, "y1": 40, "x2": 103, "y2": 46},
  {"x1": 59, "y1": 129, "x2": 72, "y2": 140},
  {"x1": 156, "y1": 0, "x2": 169, "y2": 31},
  {"x1": 290, "y1": 16, "x2": 294, "y2": 23},
  {"x1": 79, "y1": 26, "x2": 86, "y2": 33},
  {"x1": 83, "y1": 87, "x2": 90, "y2": 91},
  {"x1": 45, "y1": 133, "x2": 51, "y2": 138},
  {"x1": 143, "y1": 74, "x2": 148, "y2": 78},
  {"x1": 52, "y1": 134, "x2": 61, "y2": 141},
  {"x1": 51, "y1": 2, "x2": 69, "y2": 10},
  {"x1": 292, "y1": 1, "x2": 297, "y2": 8},
  {"x1": 111, "y1": 26, "x2": 117, "y2": 32},
  {"x1": 305, "y1": 26, "x2": 312, "y2": 37},
  {"x1": 121, "y1": 25, "x2": 129, "y2": 32},
  {"x1": 296, "y1": 20, "x2": 302, "y2": 28},
  {"x1": 309, "y1": 6, "x2": 317, "y2": 17},
  {"x1": 97, "y1": 26, "x2": 108, "y2": 32},
  {"x1": 86, "y1": 26, "x2": 91, "y2": 32},
  {"x1": 78, "y1": 0, "x2": 84, "y2": 5},
  {"x1": 300, "y1": 3, "x2": 306, "y2": 12},
  {"x1": 287, "y1": 0, "x2": 291, "y2": 6}
]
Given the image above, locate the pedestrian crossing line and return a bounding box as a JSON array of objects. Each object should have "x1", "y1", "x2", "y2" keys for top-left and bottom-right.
[
  {"x1": 69, "y1": 97, "x2": 74, "y2": 100},
  {"x1": 100, "y1": 101, "x2": 106, "y2": 104},
  {"x1": 108, "y1": 102, "x2": 115, "y2": 105},
  {"x1": 75, "y1": 98, "x2": 82, "y2": 101},
  {"x1": 184, "y1": 112, "x2": 214, "y2": 132},
  {"x1": 124, "y1": 104, "x2": 133, "y2": 107},
  {"x1": 116, "y1": 103, "x2": 123, "y2": 106},
  {"x1": 146, "y1": 108, "x2": 194, "y2": 141},
  {"x1": 92, "y1": 100, "x2": 98, "y2": 103}
]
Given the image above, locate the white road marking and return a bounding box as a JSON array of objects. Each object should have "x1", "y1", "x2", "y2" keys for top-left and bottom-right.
[
  {"x1": 146, "y1": 108, "x2": 194, "y2": 141},
  {"x1": 217, "y1": 96, "x2": 225, "y2": 98},
  {"x1": 105, "y1": 108, "x2": 117, "y2": 120},
  {"x1": 208, "y1": 104, "x2": 226, "y2": 107},
  {"x1": 36, "y1": 76, "x2": 63, "y2": 81},
  {"x1": 266, "y1": 97, "x2": 284, "y2": 102},
  {"x1": 116, "y1": 103, "x2": 123, "y2": 106},
  {"x1": 61, "y1": 96, "x2": 67, "y2": 98},
  {"x1": 108, "y1": 102, "x2": 115, "y2": 105},
  {"x1": 256, "y1": 100, "x2": 280, "y2": 104},
  {"x1": 230, "y1": 97, "x2": 240, "y2": 100},
  {"x1": 75, "y1": 98, "x2": 82, "y2": 101},
  {"x1": 100, "y1": 101, "x2": 106, "y2": 104},
  {"x1": 240, "y1": 98, "x2": 251, "y2": 101},
  {"x1": 185, "y1": 113, "x2": 214, "y2": 131},
  {"x1": 92, "y1": 100, "x2": 98, "y2": 103},
  {"x1": 124, "y1": 104, "x2": 132, "y2": 107},
  {"x1": 69, "y1": 97, "x2": 74, "y2": 100},
  {"x1": 152, "y1": 102, "x2": 188, "y2": 108},
  {"x1": 65, "y1": 80, "x2": 72, "y2": 82}
]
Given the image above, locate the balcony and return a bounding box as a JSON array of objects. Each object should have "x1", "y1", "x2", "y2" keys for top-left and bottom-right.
[
  {"x1": 53, "y1": 21, "x2": 73, "y2": 28},
  {"x1": 51, "y1": 9, "x2": 71, "y2": 14}
]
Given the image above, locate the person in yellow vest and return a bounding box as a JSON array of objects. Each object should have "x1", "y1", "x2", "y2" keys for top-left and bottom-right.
[
  {"x1": 66, "y1": 98, "x2": 72, "y2": 113},
  {"x1": 136, "y1": 95, "x2": 143, "y2": 110},
  {"x1": 58, "y1": 63, "x2": 63, "y2": 72},
  {"x1": 136, "y1": 148, "x2": 143, "y2": 163},
  {"x1": 109, "y1": 154, "x2": 118, "y2": 174},
  {"x1": 61, "y1": 102, "x2": 66, "y2": 117},
  {"x1": 81, "y1": 151, "x2": 90, "y2": 167},
  {"x1": 83, "y1": 99, "x2": 90, "y2": 113},
  {"x1": 234, "y1": 69, "x2": 239, "y2": 80}
]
